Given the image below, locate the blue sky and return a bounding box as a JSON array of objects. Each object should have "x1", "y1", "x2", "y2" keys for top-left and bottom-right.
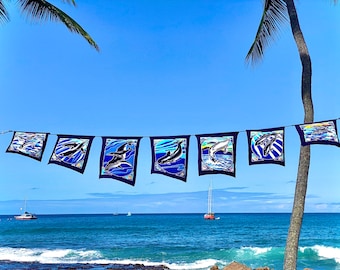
[{"x1": 0, "y1": 0, "x2": 340, "y2": 215}]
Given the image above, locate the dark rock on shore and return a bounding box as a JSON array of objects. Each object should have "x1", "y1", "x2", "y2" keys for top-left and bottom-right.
[
  {"x1": 210, "y1": 262, "x2": 271, "y2": 270},
  {"x1": 210, "y1": 261, "x2": 312, "y2": 270}
]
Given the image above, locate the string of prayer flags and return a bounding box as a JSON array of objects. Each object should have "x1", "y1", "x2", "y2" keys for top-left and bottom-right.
[
  {"x1": 48, "y1": 135, "x2": 94, "y2": 173},
  {"x1": 196, "y1": 132, "x2": 238, "y2": 177},
  {"x1": 99, "y1": 137, "x2": 141, "y2": 186},
  {"x1": 150, "y1": 135, "x2": 190, "y2": 181},
  {"x1": 295, "y1": 119, "x2": 340, "y2": 147},
  {"x1": 3, "y1": 118, "x2": 340, "y2": 184},
  {"x1": 6, "y1": 131, "x2": 49, "y2": 161},
  {"x1": 246, "y1": 127, "x2": 285, "y2": 166}
]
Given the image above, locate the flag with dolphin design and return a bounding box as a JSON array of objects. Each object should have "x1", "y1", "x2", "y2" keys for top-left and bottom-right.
[
  {"x1": 246, "y1": 127, "x2": 285, "y2": 166},
  {"x1": 196, "y1": 132, "x2": 238, "y2": 176},
  {"x1": 295, "y1": 119, "x2": 340, "y2": 147},
  {"x1": 6, "y1": 131, "x2": 49, "y2": 161},
  {"x1": 99, "y1": 137, "x2": 141, "y2": 186},
  {"x1": 48, "y1": 135, "x2": 94, "y2": 173},
  {"x1": 150, "y1": 135, "x2": 190, "y2": 181}
]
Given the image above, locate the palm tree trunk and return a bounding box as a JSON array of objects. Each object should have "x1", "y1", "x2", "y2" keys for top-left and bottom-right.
[{"x1": 283, "y1": 0, "x2": 314, "y2": 269}]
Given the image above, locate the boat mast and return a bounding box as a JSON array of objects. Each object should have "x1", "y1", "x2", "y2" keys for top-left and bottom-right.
[{"x1": 208, "y1": 182, "x2": 213, "y2": 214}]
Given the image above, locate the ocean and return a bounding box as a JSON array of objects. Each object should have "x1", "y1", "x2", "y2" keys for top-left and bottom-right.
[{"x1": 0, "y1": 213, "x2": 339, "y2": 270}]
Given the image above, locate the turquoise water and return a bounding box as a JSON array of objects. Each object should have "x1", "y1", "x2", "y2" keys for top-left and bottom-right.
[{"x1": 0, "y1": 213, "x2": 339, "y2": 269}]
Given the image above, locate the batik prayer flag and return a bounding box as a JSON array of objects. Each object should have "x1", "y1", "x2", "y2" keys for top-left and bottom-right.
[
  {"x1": 247, "y1": 127, "x2": 285, "y2": 166},
  {"x1": 150, "y1": 135, "x2": 190, "y2": 181},
  {"x1": 48, "y1": 135, "x2": 94, "y2": 173},
  {"x1": 99, "y1": 137, "x2": 141, "y2": 186},
  {"x1": 295, "y1": 120, "x2": 340, "y2": 146},
  {"x1": 6, "y1": 131, "x2": 49, "y2": 161},
  {"x1": 196, "y1": 132, "x2": 238, "y2": 177}
]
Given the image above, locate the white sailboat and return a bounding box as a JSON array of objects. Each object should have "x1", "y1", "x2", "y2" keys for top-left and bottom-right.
[
  {"x1": 14, "y1": 199, "x2": 37, "y2": 220},
  {"x1": 204, "y1": 182, "x2": 219, "y2": 220}
]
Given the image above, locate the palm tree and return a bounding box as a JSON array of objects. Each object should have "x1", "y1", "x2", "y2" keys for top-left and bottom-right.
[
  {"x1": 0, "y1": 0, "x2": 98, "y2": 51},
  {"x1": 245, "y1": 0, "x2": 332, "y2": 269}
]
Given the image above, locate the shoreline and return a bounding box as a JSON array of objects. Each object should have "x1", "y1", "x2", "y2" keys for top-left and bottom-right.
[
  {"x1": 0, "y1": 261, "x2": 170, "y2": 270},
  {"x1": 0, "y1": 261, "x2": 286, "y2": 270}
]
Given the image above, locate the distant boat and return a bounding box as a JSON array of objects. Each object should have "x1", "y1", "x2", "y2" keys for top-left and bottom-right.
[
  {"x1": 127, "y1": 212, "x2": 132, "y2": 216},
  {"x1": 204, "y1": 182, "x2": 218, "y2": 220},
  {"x1": 14, "y1": 211, "x2": 37, "y2": 220},
  {"x1": 14, "y1": 200, "x2": 37, "y2": 220}
]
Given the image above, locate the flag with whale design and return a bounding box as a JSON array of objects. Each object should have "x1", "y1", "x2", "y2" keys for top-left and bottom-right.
[
  {"x1": 6, "y1": 131, "x2": 49, "y2": 161},
  {"x1": 48, "y1": 135, "x2": 94, "y2": 173},
  {"x1": 196, "y1": 132, "x2": 238, "y2": 176},
  {"x1": 246, "y1": 127, "x2": 285, "y2": 165},
  {"x1": 295, "y1": 119, "x2": 340, "y2": 147},
  {"x1": 99, "y1": 137, "x2": 141, "y2": 186},
  {"x1": 150, "y1": 135, "x2": 190, "y2": 181}
]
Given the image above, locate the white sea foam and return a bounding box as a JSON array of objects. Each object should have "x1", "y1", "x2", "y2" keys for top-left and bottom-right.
[
  {"x1": 240, "y1": 246, "x2": 272, "y2": 255},
  {"x1": 87, "y1": 259, "x2": 167, "y2": 266},
  {"x1": 0, "y1": 248, "x2": 223, "y2": 270},
  {"x1": 301, "y1": 245, "x2": 340, "y2": 264},
  {"x1": 165, "y1": 259, "x2": 221, "y2": 270},
  {"x1": 0, "y1": 247, "x2": 102, "y2": 264},
  {"x1": 87, "y1": 258, "x2": 223, "y2": 270},
  {"x1": 68, "y1": 258, "x2": 222, "y2": 270}
]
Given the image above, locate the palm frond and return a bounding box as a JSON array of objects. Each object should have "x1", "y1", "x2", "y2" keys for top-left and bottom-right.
[
  {"x1": 61, "y1": 0, "x2": 76, "y2": 7},
  {"x1": 246, "y1": 0, "x2": 288, "y2": 65},
  {"x1": 0, "y1": 0, "x2": 9, "y2": 24},
  {"x1": 18, "y1": 0, "x2": 99, "y2": 51}
]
